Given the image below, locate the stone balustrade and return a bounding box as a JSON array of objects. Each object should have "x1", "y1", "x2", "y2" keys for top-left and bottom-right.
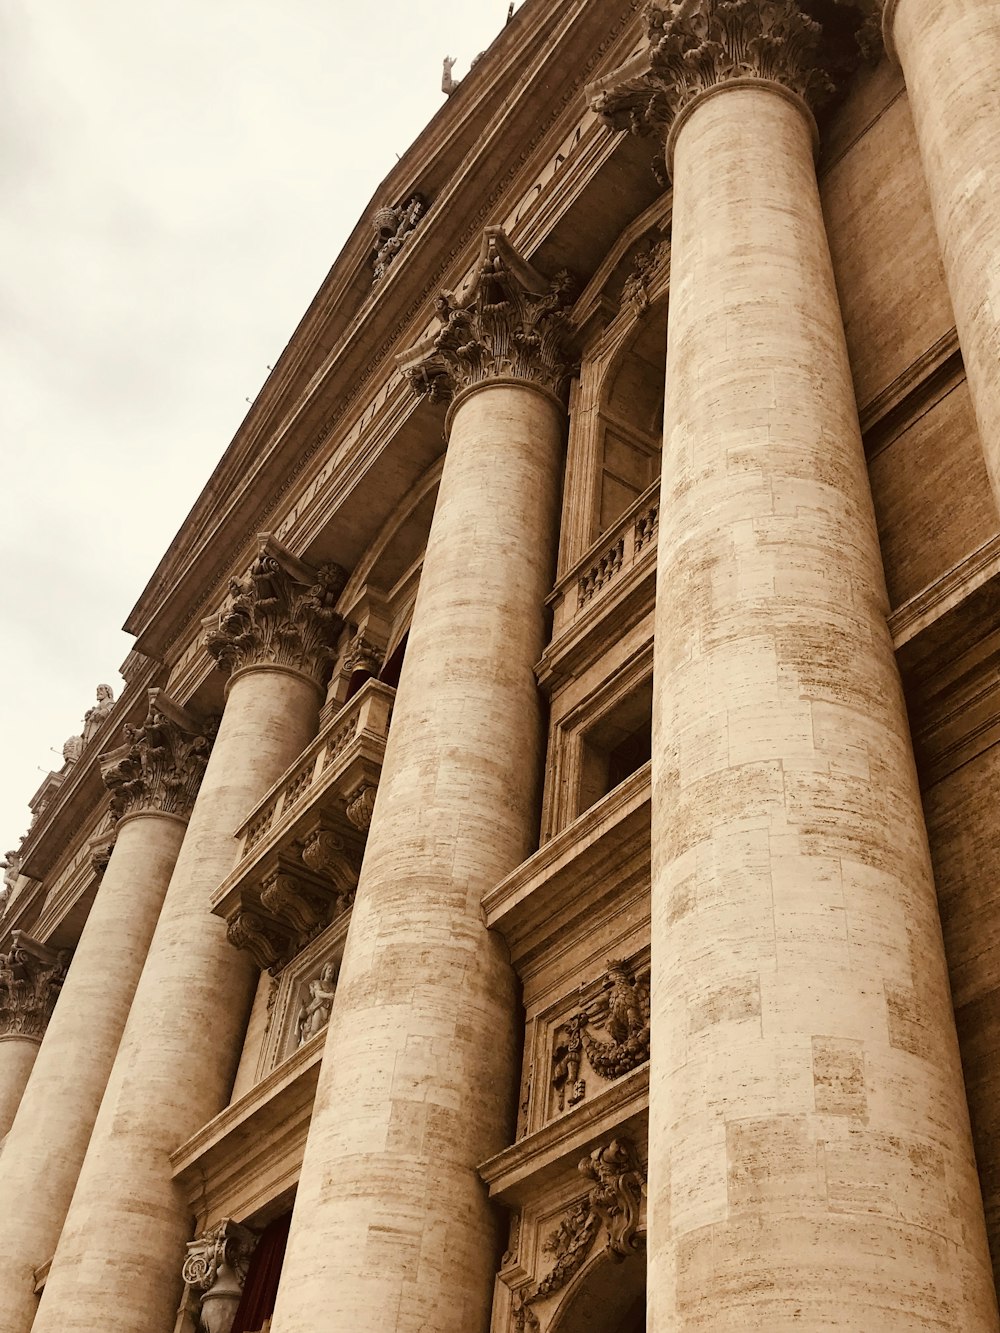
[{"x1": 549, "y1": 481, "x2": 659, "y2": 639}]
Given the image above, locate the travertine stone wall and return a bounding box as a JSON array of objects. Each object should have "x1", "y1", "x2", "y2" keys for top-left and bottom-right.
[
  {"x1": 0, "y1": 1036, "x2": 40, "y2": 1141},
  {"x1": 886, "y1": 0, "x2": 1000, "y2": 511},
  {"x1": 270, "y1": 383, "x2": 563, "y2": 1333},
  {"x1": 0, "y1": 810, "x2": 186, "y2": 1333},
  {"x1": 925, "y1": 743, "x2": 1000, "y2": 1289},
  {"x1": 651, "y1": 83, "x2": 999, "y2": 1330},
  {"x1": 31, "y1": 665, "x2": 321, "y2": 1333}
]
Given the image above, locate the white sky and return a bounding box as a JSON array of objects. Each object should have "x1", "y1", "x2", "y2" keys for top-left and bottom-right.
[{"x1": 0, "y1": 0, "x2": 525, "y2": 855}]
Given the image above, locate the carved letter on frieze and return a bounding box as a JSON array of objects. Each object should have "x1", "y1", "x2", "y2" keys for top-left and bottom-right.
[
  {"x1": 101, "y1": 690, "x2": 217, "y2": 825},
  {"x1": 399, "y1": 227, "x2": 576, "y2": 407},
  {"x1": 0, "y1": 933, "x2": 69, "y2": 1041},
  {"x1": 589, "y1": 1, "x2": 875, "y2": 179},
  {"x1": 203, "y1": 535, "x2": 347, "y2": 687},
  {"x1": 507, "y1": 1137, "x2": 645, "y2": 1332},
  {"x1": 182, "y1": 1218, "x2": 257, "y2": 1333}
]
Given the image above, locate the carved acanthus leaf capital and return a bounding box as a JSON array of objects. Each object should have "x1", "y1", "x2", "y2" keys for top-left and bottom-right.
[
  {"x1": 590, "y1": 2, "x2": 874, "y2": 176},
  {"x1": 204, "y1": 535, "x2": 347, "y2": 687},
  {"x1": 0, "y1": 932, "x2": 69, "y2": 1040},
  {"x1": 101, "y1": 690, "x2": 216, "y2": 824},
  {"x1": 182, "y1": 1218, "x2": 257, "y2": 1333},
  {"x1": 400, "y1": 227, "x2": 576, "y2": 408}
]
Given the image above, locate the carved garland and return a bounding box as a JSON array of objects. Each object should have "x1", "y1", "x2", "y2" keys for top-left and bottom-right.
[
  {"x1": 509, "y1": 1137, "x2": 645, "y2": 1332},
  {"x1": 552, "y1": 959, "x2": 650, "y2": 1113},
  {"x1": 204, "y1": 538, "x2": 347, "y2": 686}
]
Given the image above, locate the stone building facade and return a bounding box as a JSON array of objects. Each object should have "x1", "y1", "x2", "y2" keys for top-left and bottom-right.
[{"x1": 2, "y1": 1, "x2": 1000, "y2": 1329}]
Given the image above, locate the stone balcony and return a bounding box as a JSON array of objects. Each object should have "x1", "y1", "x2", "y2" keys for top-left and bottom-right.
[
  {"x1": 540, "y1": 481, "x2": 658, "y2": 691},
  {"x1": 211, "y1": 679, "x2": 394, "y2": 971}
]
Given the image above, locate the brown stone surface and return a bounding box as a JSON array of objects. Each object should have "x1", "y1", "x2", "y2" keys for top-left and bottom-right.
[{"x1": 651, "y1": 79, "x2": 998, "y2": 1330}]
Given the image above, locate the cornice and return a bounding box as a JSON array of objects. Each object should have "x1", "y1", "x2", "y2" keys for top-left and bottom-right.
[{"x1": 123, "y1": 0, "x2": 645, "y2": 666}]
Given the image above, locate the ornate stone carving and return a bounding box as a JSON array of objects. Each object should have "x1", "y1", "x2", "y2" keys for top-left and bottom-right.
[
  {"x1": 401, "y1": 227, "x2": 576, "y2": 406},
  {"x1": 299, "y1": 828, "x2": 357, "y2": 905},
  {"x1": 509, "y1": 1137, "x2": 645, "y2": 1331},
  {"x1": 589, "y1": 1, "x2": 877, "y2": 178},
  {"x1": 90, "y1": 839, "x2": 115, "y2": 877},
  {"x1": 344, "y1": 782, "x2": 378, "y2": 832},
  {"x1": 101, "y1": 690, "x2": 217, "y2": 824},
  {"x1": 0, "y1": 932, "x2": 69, "y2": 1040},
  {"x1": 1, "y1": 850, "x2": 21, "y2": 897},
  {"x1": 203, "y1": 535, "x2": 346, "y2": 686},
  {"x1": 82, "y1": 683, "x2": 116, "y2": 743},
  {"x1": 372, "y1": 194, "x2": 427, "y2": 284},
  {"x1": 225, "y1": 908, "x2": 296, "y2": 973},
  {"x1": 182, "y1": 1218, "x2": 257, "y2": 1333},
  {"x1": 62, "y1": 734, "x2": 84, "y2": 766},
  {"x1": 620, "y1": 238, "x2": 668, "y2": 317},
  {"x1": 550, "y1": 960, "x2": 650, "y2": 1114},
  {"x1": 295, "y1": 959, "x2": 339, "y2": 1046},
  {"x1": 343, "y1": 632, "x2": 385, "y2": 681},
  {"x1": 259, "y1": 868, "x2": 329, "y2": 938}
]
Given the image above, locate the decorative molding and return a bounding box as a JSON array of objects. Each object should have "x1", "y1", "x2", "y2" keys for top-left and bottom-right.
[
  {"x1": 507, "y1": 1137, "x2": 645, "y2": 1331},
  {"x1": 343, "y1": 632, "x2": 385, "y2": 681},
  {"x1": 101, "y1": 689, "x2": 217, "y2": 824},
  {"x1": 399, "y1": 227, "x2": 576, "y2": 407},
  {"x1": 203, "y1": 534, "x2": 346, "y2": 686},
  {"x1": 589, "y1": 1, "x2": 874, "y2": 177},
  {"x1": 181, "y1": 1218, "x2": 258, "y2": 1333},
  {"x1": 344, "y1": 782, "x2": 378, "y2": 832},
  {"x1": 372, "y1": 195, "x2": 428, "y2": 284},
  {"x1": 0, "y1": 932, "x2": 69, "y2": 1040}
]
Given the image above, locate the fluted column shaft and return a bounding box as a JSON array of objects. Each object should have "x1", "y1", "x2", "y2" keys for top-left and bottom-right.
[
  {"x1": 885, "y1": 0, "x2": 1000, "y2": 508},
  {"x1": 647, "y1": 77, "x2": 998, "y2": 1330},
  {"x1": 31, "y1": 665, "x2": 322, "y2": 1333},
  {"x1": 270, "y1": 378, "x2": 564, "y2": 1331},
  {"x1": 0, "y1": 811, "x2": 186, "y2": 1333}
]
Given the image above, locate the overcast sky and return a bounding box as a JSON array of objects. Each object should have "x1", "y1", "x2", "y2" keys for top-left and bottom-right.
[{"x1": 0, "y1": 0, "x2": 524, "y2": 856}]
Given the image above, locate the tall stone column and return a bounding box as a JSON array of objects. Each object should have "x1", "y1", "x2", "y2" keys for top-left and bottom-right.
[
  {"x1": 31, "y1": 540, "x2": 344, "y2": 1333},
  {"x1": 883, "y1": 0, "x2": 1000, "y2": 507},
  {"x1": 269, "y1": 229, "x2": 573, "y2": 1333},
  {"x1": 593, "y1": 5, "x2": 999, "y2": 1329},
  {"x1": 0, "y1": 691, "x2": 215, "y2": 1333},
  {"x1": 0, "y1": 935, "x2": 66, "y2": 1138}
]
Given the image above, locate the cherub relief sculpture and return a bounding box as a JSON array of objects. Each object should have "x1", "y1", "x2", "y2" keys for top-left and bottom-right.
[{"x1": 295, "y1": 960, "x2": 338, "y2": 1046}]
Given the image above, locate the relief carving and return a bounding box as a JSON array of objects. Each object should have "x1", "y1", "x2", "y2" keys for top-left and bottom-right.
[
  {"x1": 591, "y1": 1, "x2": 873, "y2": 178},
  {"x1": 620, "y1": 238, "x2": 668, "y2": 317},
  {"x1": 550, "y1": 959, "x2": 650, "y2": 1114},
  {"x1": 509, "y1": 1137, "x2": 645, "y2": 1332},
  {"x1": 295, "y1": 959, "x2": 339, "y2": 1046},
  {"x1": 182, "y1": 1217, "x2": 257, "y2": 1333},
  {"x1": 299, "y1": 828, "x2": 357, "y2": 906},
  {"x1": 225, "y1": 908, "x2": 296, "y2": 973},
  {"x1": 204, "y1": 535, "x2": 346, "y2": 686},
  {"x1": 343, "y1": 632, "x2": 385, "y2": 681},
  {"x1": 0, "y1": 932, "x2": 69, "y2": 1040},
  {"x1": 401, "y1": 227, "x2": 576, "y2": 406},
  {"x1": 372, "y1": 194, "x2": 427, "y2": 284},
  {"x1": 101, "y1": 691, "x2": 216, "y2": 824},
  {"x1": 344, "y1": 782, "x2": 378, "y2": 832}
]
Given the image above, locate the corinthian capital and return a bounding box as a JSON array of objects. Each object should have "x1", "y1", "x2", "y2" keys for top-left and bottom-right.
[
  {"x1": 204, "y1": 535, "x2": 347, "y2": 687},
  {"x1": 400, "y1": 228, "x2": 576, "y2": 408},
  {"x1": 590, "y1": 2, "x2": 872, "y2": 176},
  {"x1": 102, "y1": 690, "x2": 217, "y2": 824},
  {"x1": 0, "y1": 932, "x2": 68, "y2": 1040}
]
